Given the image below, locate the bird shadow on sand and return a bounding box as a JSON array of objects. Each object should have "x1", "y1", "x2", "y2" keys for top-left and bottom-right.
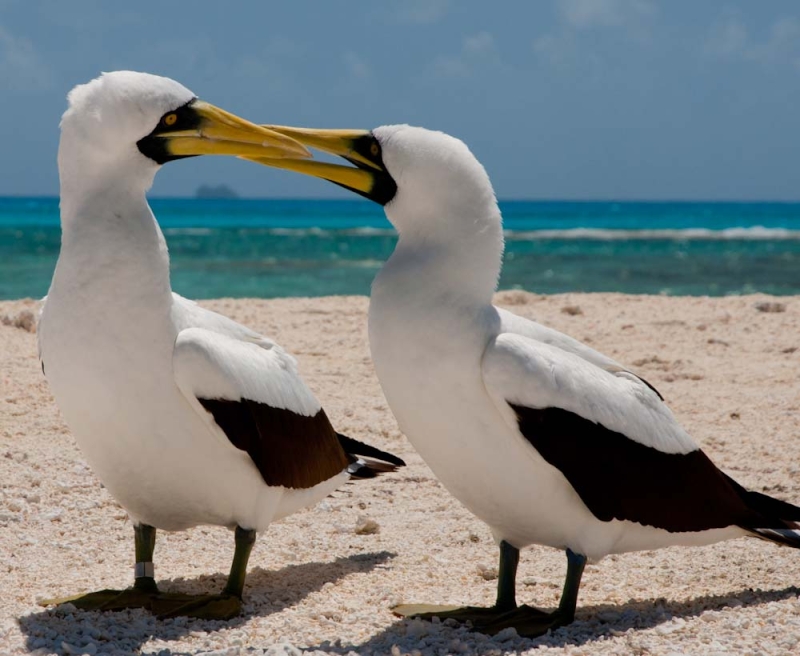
[
  {"x1": 17, "y1": 550, "x2": 394, "y2": 655},
  {"x1": 311, "y1": 585, "x2": 800, "y2": 655}
]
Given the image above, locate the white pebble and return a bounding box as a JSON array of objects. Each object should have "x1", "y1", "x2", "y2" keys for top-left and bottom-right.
[
  {"x1": 476, "y1": 564, "x2": 498, "y2": 581},
  {"x1": 354, "y1": 516, "x2": 379, "y2": 535},
  {"x1": 265, "y1": 643, "x2": 303, "y2": 656}
]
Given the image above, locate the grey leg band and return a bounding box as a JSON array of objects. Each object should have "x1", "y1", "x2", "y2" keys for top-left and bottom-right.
[{"x1": 134, "y1": 562, "x2": 155, "y2": 578}]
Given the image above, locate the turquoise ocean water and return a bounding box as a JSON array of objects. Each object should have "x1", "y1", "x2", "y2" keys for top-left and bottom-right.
[{"x1": 2, "y1": 197, "x2": 799, "y2": 299}]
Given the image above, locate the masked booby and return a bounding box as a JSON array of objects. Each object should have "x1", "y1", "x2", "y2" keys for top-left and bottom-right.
[
  {"x1": 37, "y1": 72, "x2": 404, "y2": 620},
  {"x1": 247, "y1": 123, "x2": 800, "y2": 637}
]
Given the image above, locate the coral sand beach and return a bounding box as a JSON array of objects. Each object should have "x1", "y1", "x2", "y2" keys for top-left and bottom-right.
[{"x1": 1, "y1": 292, "x2": 799, "y2": 655}]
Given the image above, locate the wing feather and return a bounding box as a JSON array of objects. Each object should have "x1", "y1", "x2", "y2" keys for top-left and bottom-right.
[
  {"x1": 483, "y1": 333, "x2": 692, "y2": 454},
  {"x1": 482, "y1": 333, "x2": 766, "y2": 533},
  {"x1": 173, "y1": 327, "x2": 351, "y2": 488},
  {"x1": 174, "y1": 326, "x2": 319, "y2": 416}
]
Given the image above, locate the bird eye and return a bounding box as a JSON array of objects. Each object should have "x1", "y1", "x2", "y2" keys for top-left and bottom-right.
[
  {"x1": 370, "y1": 142, "x2": 380, "y2": 157},
  {"x1": 163, "y1": 113, "x2": 178, "y2": 127}
]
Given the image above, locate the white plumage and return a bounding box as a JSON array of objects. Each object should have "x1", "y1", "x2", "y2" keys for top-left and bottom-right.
[
  {"x1": 369, "y1": 249, "x2": 724, "y2": 563},
  {"x1": 253, "y1": 122, "x2": 800, "y2": 635},
  {"x1": 365, "y1": 125, "x2": 800, "y2": 632},
  {"x1": 483, "y1": 333, "x2": 696, "y2": 456},
  {"x1": 41, "y1": 72, "x2": 330, "y2": 531},
  {"x1": 174, "y1": 324, "x2": 321, "y2": 419},
  {"x1": 37, "y1": 72, "x2": 402, "y2": 618}
]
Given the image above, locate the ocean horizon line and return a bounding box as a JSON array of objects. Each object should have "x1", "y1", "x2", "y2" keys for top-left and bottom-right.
[{"x1": 3, "y1": 195, "x2": 800, "y2": 205}]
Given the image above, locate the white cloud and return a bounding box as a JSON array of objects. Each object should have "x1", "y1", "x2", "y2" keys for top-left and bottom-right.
[
  {"x1": 705, "y1": 12, "x2": 800, "y2": 64},
  {"x1": 464, "y1": 32, "x2": 495, "y2": 55},
  {"x1": 558, "y1": 0, "x2": 656, "y2": 31},
  {"x1": 0, "y1": 25, "x2": 52, "y2": 92},
  {"x1": 749, "y1": 16, "x2": 800, "y2": 61},
  {"x1": 431, "y1": 31, "x2": 500, "y2": 79},
  {"x1": 533, "y1": 33, "x2": 575, "y2": 66},
  {"x1": 432, "y1": 55, "x2": 469, "y2": 79},
  {"x1": 391, "y1": 0, "x2": 450, "y2": 25},
  {"x1": 39, "y1": 1, "x2": 143, "y2": 31},
  {"x1": 343, "y1": 51, "x2": 371, "y2": 80},
  {"x1": 533, "y1": 0, "x2": 656, "y2": 71},
  {"x1": 225, "y1": 37, "x2": 310, "y2": 100},
  {"x1": 532, "y1": 30, "x2": 605, "y2": 80},
  {"x1": 704, "y1": 12, "x2": 748, "y2": 57}
]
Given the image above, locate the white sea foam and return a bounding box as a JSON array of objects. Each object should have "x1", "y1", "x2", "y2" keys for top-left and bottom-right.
[
  {"x1": 260, "y1": 227, "x2": 397, "y2": 237},
  {"x1": 163, "y1": 225, "x2": 800, "y2": 241},
  {"x1": 268, "y1": 227, "x2": 332, "y2": 237},
  {"x1": 346, "y1": 226, "x2": 396, "y2": 236},
  {"x1": 163, "y1": 228, "x2": 213, "y2": 236},
  {"x1": 503, "y1": 226, "x2": 800, "y2": 241}
]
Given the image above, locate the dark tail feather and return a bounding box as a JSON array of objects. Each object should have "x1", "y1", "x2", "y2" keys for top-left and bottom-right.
[
  {"x1": 751, "y1": 527, "x2": 800, "y2": 548},
  {"x1": 337, "y1": 432, "x2": 405, "y2": 479},
  {"x1": 726, "y1": 473, "x2": 800, "y2": 548},
  {"x1": 347, "y1": 458, "x2": 402, "y2": 479},
  {"x1": 337, "y1": 433, "x2": 406, "y2": 467},
  {"x1": 726, "y1": 474, "x2": 800, "y2": 521}
]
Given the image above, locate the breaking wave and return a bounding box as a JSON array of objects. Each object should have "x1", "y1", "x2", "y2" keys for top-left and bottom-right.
[
  {"x1": 162, "y1": 225, "x2": 800, "y2": 241},
  {"x1": 503, "y1": 226, "x2": 800, "y2": 241}
]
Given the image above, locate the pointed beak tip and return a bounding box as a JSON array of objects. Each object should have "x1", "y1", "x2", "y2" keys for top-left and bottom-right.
[
  {"x1": 294, "y1": 143, "x2": 313, "y2": 159},
  {"x1": 255, "y1": 127, "x2": 312, "y2": 160}
]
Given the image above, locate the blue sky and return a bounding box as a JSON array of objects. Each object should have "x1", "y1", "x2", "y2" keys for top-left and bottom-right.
[{"x1": 2, "y1": 0, "x2": 799, "y2": 199}]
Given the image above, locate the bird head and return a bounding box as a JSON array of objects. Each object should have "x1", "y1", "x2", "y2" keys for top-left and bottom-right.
[
  {"x1": 246, "y1": 124, "x2": 500, "y2": 240},
  {"x1": 58, "y1": 71, "x2": 310, "y2": 195}
]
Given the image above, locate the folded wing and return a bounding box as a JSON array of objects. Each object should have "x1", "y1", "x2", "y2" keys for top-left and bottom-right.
[
  {"x1": 173, "y1": 326, "x2": 351, "y2": 489},
  {"x1": 481, "y1": 333, "x2": 767, "y2": 533}
]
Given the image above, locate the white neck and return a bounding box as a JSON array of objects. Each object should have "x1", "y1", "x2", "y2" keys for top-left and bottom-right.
[
  {"x1": 52, "y1": 179, "x2": 172, "y2": 308},
  {"x1": 376, "y1": 198, "x2": 505, "y2": 309}
]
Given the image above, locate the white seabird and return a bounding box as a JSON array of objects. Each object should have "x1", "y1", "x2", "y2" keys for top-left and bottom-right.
[
  {"x1": 248, "y1": 124, "x2": 800, "y2": 636},
  {"x1": 38, "y1": 72, "x2": 403, "y2": 620}
]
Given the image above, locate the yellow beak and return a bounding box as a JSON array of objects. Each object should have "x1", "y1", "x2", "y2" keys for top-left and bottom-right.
[
  {"x1": 241, "y1": 126, "x2": 397, "y2": 204},
  {"x1": 139, "y1": 101, "x2": 312, "y2": 162},
  {"x1": 258, "y1": 126, "x2": 383, "y2": 170}
]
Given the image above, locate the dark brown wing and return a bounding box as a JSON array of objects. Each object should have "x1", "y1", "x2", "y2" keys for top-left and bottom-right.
[
  {"x1": 200, "y1": 398, "x2": 350, "y2": 489},
  {"x1": 510, "y1": 403, "x2": 767, "y2": 533}
]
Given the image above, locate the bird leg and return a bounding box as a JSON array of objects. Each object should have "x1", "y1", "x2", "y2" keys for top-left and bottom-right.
[
  {"x1": 475, "y1": 549, "x2": 587, "y2": 638},
  {"x1": 393, "y1": 540, "x2": 526, "y2": 623},
  {"x1": 40, "y1": 523, "x2": 162, "y2": 611},
  {"x1": 557, "y1": 548, "x2": 586, "y2": 623},
  {"x1": 495, "y1": 539, "x2": 520, "y2": 611},
  {"x1": 154, "y1": 525, "x2": 256, "y2": 620},
  {"x1": 223, "y1": 525, "x2": 256, "y2": 597},
  {"x1": 41, "y1": 524, "x2": 258, "y2": 620},
  {"x1": 133, "y1": 522, "x2": 158, "y2": 593},
  {"x1": 394, "y1": 545, "x2": 588, "y2": 638}
]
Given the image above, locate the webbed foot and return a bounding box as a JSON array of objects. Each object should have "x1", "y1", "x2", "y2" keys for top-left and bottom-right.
[
  {"x1": 392, "y1": 603, "x2": 517, "y2": 624},
  {"x1": 393, "y1": 602, "x2": 572, "y2": 638},
  {"x1": 474, "y1": 604, "x2": 571, "y2": 637},
  {"x1": 153, "y1": 592, "x2": 242, "y2": 620},
  {"x1": 39, "y1": 588, "x2": 242, "y2": 620},
  {"x1": 40, "y1": 587, "x2": 158, "y2": 612}
]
